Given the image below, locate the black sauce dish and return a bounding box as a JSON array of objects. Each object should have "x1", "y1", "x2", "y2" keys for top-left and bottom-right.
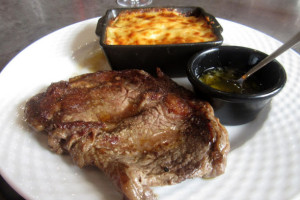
[
  {"x1": 187, "y1": 46, "x2": 287, "y2": 125},
  {"x1": 95, "y1": 7, "x2": 223, "y2": 77}
]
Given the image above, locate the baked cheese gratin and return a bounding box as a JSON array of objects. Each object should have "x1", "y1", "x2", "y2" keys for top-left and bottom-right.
[{"x1": 105, "y1": 8, "x2": 218, "y2": 45}]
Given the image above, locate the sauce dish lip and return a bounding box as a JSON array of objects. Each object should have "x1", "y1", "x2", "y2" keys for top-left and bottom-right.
[{"x1": 186, "y1": 46, "x2": 287, "y2": 103}]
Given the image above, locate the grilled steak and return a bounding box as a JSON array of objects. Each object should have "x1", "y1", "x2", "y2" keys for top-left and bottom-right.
[{"x1": 25, "y1": 69, "x2": 230, "y2": 200}]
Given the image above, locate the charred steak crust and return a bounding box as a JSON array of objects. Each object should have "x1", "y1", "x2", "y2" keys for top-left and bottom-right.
[{"x1": 25, "y1": 69, "x2": 230, "y2": 200}]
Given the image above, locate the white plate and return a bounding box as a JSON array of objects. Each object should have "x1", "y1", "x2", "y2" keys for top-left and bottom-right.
[{"x1": 0, "y1": 17, "x2": 300, "y2": 200}]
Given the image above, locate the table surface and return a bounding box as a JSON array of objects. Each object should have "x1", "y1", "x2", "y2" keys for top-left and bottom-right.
[{"x1": 0, "y1": 0, "x2": 299, "y2": 199}]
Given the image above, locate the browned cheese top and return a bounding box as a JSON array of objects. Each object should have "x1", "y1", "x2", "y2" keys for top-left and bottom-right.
[{"x1": 105, "y1": 8, "x2": 218, "y2": 45}]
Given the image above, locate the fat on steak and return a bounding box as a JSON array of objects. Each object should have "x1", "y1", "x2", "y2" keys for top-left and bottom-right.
[{"x1": 24, "y1": 69, "x2": 230, "y2": 200}]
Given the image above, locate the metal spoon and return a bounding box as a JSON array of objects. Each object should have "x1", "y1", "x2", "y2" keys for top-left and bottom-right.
[{"x1": 236, "y1": 31, "x2": 300, "y2": 86}]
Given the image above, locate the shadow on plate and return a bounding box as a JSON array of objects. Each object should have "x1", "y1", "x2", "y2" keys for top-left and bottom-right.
[
  {"x1": 71, "y1": 20, "x2": 111, "y2": 73},
  {"x1": 228, "y1": 102, "x2": 271, "y2": 151}
]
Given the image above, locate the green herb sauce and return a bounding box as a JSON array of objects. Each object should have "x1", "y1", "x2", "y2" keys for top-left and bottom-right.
[{"x1": 199, "y1": 67, "x2": 263, "y2": 94}]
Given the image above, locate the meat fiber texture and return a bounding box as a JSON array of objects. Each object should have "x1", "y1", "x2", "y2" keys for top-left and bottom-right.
[{"x1": 25, "y1": 68, "x2": 230, "y2": 200}]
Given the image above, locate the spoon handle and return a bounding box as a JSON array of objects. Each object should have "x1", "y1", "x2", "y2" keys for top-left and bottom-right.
[{"x1": 241, "y1": 31, "x2": 300, "y2": 80}]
